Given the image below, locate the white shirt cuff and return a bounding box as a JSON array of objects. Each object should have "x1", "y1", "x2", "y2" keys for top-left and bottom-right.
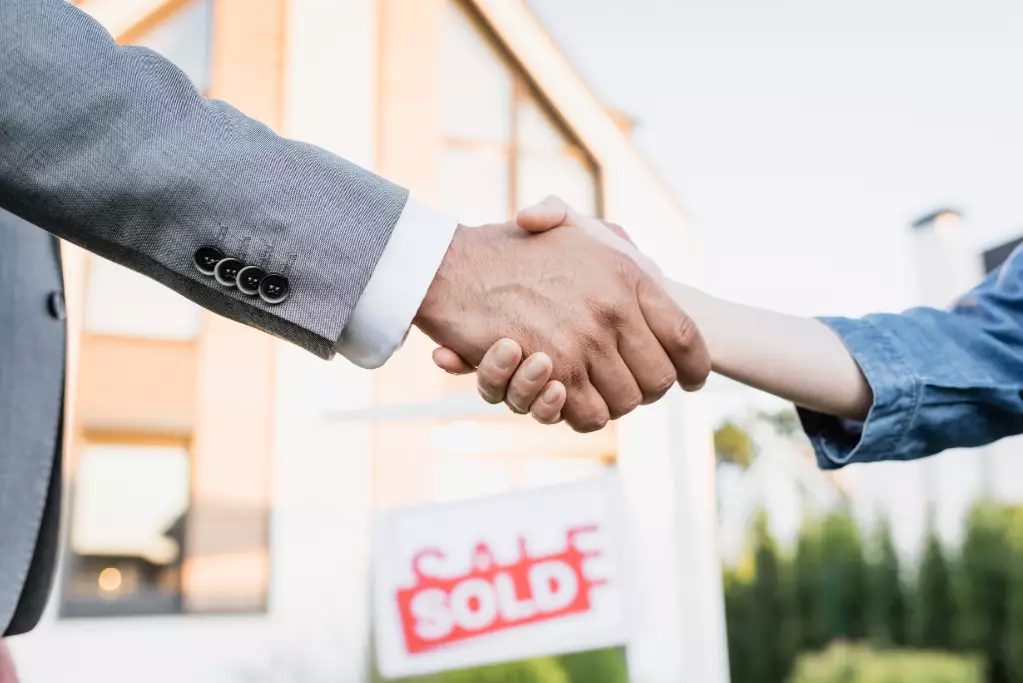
[{"x1": 334, "y1": 197, "x2": 458, "y2": 369}]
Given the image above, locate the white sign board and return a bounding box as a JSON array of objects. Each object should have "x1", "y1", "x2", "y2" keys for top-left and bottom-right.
[{"x1": 373, "y1": 474, "x2": 631, "y2": 678}]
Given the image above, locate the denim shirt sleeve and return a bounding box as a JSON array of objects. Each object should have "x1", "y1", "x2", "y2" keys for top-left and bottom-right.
[{"x1": 800, "y1": 248, "x2": 1023, "y2": 470}]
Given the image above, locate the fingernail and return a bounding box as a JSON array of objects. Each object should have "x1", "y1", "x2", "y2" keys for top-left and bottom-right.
[
  {"x1": 494, "y1": 340, "x2": 518, "y2": 369},
  {"x1": 522, "y1": 356, "x2": 549, "y2": 381},
  {"x1": 542, "y1": 384, "x2": 562, "y2": 405}
]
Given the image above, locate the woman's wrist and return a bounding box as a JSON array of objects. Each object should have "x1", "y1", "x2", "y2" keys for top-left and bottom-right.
[{"x1": 661, "y1": 279, "x2": 871, "y2": 420}]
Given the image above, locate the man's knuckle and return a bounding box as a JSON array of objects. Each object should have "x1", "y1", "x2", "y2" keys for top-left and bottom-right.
[
  {"x1": 593, "y1": 298, "x2": 628, "y2": 329},
  {"x1": 644, "y1": 366, "x2": 677, "y2": 400},
  {"x1": 608, "y1": 250, "x2": 638, "y2": 278},
  {"x1": 577, "y1": 412, "x2": 609, "y2": 433},
  {"x1": 669, "y1": 315, "x2": 701, "y2": 353},
  {"x1": 567, "y1": 402, "x2": 609, "y2": 433},
  {"x1": 609, "y1": 390, "x2": 643, "y2": 420},
  {"x1": 584, "y1": 334, "x2": 615, "y2": 362},
  {"x1": 560, "y1": 363, "x2": 589, "y2": 390}
]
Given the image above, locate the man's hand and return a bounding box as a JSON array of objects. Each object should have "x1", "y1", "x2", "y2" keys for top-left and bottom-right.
[
  {"x1": 433, "y1": 342, "x2": 568, "y2": 424},
  {"x1": 414, "y1": 218, "x2": 708, "y2": 432},
  {"x1": 432, "y1": 198, "x2": 709, "y2": 425}
]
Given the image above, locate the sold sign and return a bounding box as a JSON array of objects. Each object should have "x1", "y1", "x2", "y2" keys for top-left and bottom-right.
[{"x1": 395, "y1": 525, "x2": 605, "y2": 653}]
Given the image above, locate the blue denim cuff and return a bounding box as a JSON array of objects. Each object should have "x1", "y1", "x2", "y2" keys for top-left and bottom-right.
[{"x1": 797, "y1": 316, "x2": 921, "y2": 470}]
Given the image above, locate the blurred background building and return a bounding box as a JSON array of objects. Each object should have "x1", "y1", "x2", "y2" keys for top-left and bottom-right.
[
  {"x1": 11, "y1": 1, "x2": 722, "y2": 682},
  {"x1": 10, "y1": 2, "x2": 1023, "y2": 683}
]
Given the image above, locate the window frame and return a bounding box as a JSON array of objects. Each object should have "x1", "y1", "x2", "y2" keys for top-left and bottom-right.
[{"x1": 444, "y1": 0, "x2": 603, "y2": 218}]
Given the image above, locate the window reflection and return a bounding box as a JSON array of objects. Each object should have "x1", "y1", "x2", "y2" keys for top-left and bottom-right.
[
  {"x1": 440, "y1": 147, "x2": 511, "y2": 226},
  {"x1": 439, "y1": 2, "x2": 598, "y2": 222},
  {"x1": 440, "y1": 2, "x2": 512, "y2": 144},
  {"x1": 64, "y1": 444, "x2": 189, "y2": 617},
  {"x1": 515, "y1": 98, "x2": 598, "y2": 214},
  {"x1": 516, "y1": 98, "x2": 566, "y2": 154},
  {"x1": 85, "y1": 256, "x2": 202, "y2": 340},
  {"x1": 62, "y1": 440, "x2": 271, "y2": 617},
  {"x1": 135, "y1": 0, "x2": 214, "y2": 93},
  {"x1": 516, "y1": 153, "x2": 598, "y2": 216}
]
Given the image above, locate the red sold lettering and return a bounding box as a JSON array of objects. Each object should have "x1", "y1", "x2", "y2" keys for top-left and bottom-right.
[{"x1": 396, "y1": 526, "x2": 606, "y2": 654}]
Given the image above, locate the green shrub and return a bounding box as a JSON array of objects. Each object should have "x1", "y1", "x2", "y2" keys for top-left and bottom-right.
[
  {"x1": 723, "y1": 567, "x2": 758, "y2": 683},
  {"x1": 439, "y1": 658, "x2": 569, "y2": 683},
  {"x1": 867, "y1": 517, "x2": 908, "y2": 648},
  {"x1": 793, "y1": 521, "x2": 828, "y2": 652},
  {"x1": 957, "y1": 504, "x2": 1012, "y2": 682},
  {"x1": 748, "y1": 512, "x2": 796, "y2": 683},
  {"x1": 819, "y1": 512, "x2": 869, "y2": 642},
  {"x1": 913, "y1": 515, "x2": 957, "y2": 650},
  {"x1": 557, "y1": 648, "x2": 628, "y2": 683},
  {"x1": 789, "y1": 643, "x2": 983, "y2": 683}
]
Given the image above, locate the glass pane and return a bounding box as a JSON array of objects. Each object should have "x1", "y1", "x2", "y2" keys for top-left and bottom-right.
[
  {"x1": 440, "y1": 146, "x2": 510, "y2": 226},
  {"x1": 439, "y1": 2, "x2": 512, "y2": 143},
  {"x1": 135, "y1": 0, "x2": 214, "y2": 92},
  {"x1": 64, "y1": 444, "x2": 190, "y2": 616},
  {"x1": 85, "y1": 255, "x2": 202, "y2": 340},
  {"x1": 516, "y1": 98, "x2": 567, "y2": 154},
  {"x1": 516, "y1": 153, "x2": 598, "y2": 216}
]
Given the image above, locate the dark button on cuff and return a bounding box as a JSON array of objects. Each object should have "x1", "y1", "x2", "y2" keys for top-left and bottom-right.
[
  {"x1": 193, "y1": 246, "x2": 224, "y2": 276},
  {"x1": 47, "y1": 291, "x2": 66, "y2": 321},
  {"x1": 236, "y1": 265, "x2": 267, "y2": 296},
  {"x1": 259, "y1": 273, "x2": 290, "y2": 305},
  {"x1": 214, "y1": 257, "x2": 244, "y2": 287}
]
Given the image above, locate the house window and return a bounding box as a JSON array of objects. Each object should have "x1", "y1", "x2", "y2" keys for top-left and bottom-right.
[
  {"x1": 62, "y1": 442, "x2": 190, "y2": 617},
  {"x1": 61, "y1": 437, "x2": 271, "y2": 617},
  {"x1": 438, "y1": 1, "x2": 599, "y2": 226}
]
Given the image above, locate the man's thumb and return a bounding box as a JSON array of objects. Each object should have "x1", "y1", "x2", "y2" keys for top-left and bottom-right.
[{"x1": 517, "y1": 195, "x2": 571, "y2": 233}]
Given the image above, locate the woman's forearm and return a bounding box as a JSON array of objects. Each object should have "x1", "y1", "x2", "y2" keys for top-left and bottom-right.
[{"x1": 664, "y1": 280, "x2": 872, "y2": 421}]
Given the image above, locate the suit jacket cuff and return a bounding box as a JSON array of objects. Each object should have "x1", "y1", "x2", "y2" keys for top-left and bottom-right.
[{"x1": 335, "y1": 198, "x2": 458, "y2": 368}]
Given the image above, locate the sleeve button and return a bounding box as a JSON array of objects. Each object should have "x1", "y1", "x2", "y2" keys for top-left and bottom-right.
[
  {"x1": 193, "y1": 246, "x2": 224, "y2": 276},
  {"x1": 236, "y1": 265, "x2": 267, "y2": 296},
  {"x1": 259, "y1": 273, "x2": 290, "y2": 305},
  {"x1": 214, "y1": 257, "x2": 244, "y2": 287}
]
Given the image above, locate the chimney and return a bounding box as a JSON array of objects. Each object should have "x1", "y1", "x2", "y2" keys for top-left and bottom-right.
[
  {"x1": 910, "y1": 208, "x2": 984, "y2": 308},
  {"x1": 909, "y1": 207, "x2": 993, "y2": 505}
]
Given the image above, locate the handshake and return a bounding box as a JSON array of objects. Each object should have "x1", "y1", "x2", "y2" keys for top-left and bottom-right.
[{"x1": 413, "y1": 196, "x2": 711, "y2": 432}]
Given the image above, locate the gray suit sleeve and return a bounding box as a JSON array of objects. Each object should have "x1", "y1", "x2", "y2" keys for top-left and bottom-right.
[{"x1": 0, "y1": 0, "x2": 409, "y2": 359}]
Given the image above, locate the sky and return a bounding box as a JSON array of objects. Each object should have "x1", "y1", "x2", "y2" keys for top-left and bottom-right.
[{"x1": 528, "y1": 0, "x2": 1023, "y2": 323}]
